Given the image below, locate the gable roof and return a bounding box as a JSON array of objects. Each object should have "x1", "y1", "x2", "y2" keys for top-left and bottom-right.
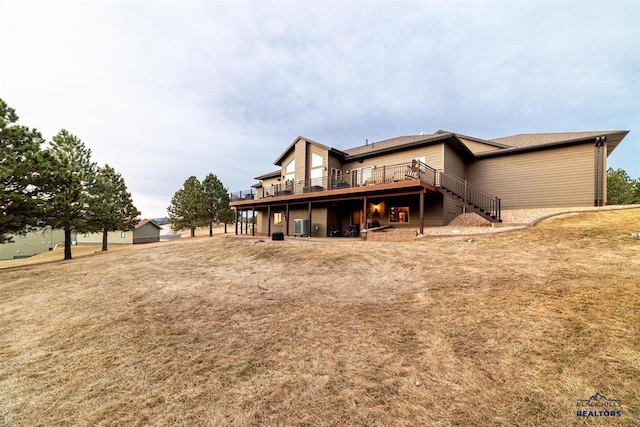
[
  {"x1": 342, "y1": 132, "x2": 476, "y2": 161},
  {"x1": 490, "y1": 131, "x2": 617, "y2": 148},
  {"x1": 484, "y1": 130, "x2": 629, "y2": 157},
  {"x1": 273, "y1": 136, "x2": 348, "y2": 166},
  {"x1": 135, "y1": 219, "x2": 162, "y2": 230},
  {"x1": 257, "y1": 129, "x2": 629, "y2": 180},
  {"x1": 254, "y1": 169, "x2": 281, "y2": 180}
]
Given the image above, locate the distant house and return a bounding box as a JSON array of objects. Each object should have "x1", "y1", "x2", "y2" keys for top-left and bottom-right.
[
  {"x1": 229, "y1": 129, "x2": 629, "y2": 237},
  {"x1": 76, "y1": 230, "x2": 134, "y2": 245},
  {"x1": 0, "y1": 219, "x2": 162, "y2": 260},
  {"x1": 133, "y1": 219, "x2": 162, "y2": 244},
  {"x1": 0, "y1": 228, "x2": 65, "y2": 260}
]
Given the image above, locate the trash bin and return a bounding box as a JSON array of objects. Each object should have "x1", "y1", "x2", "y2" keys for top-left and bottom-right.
[{"x1": 272, "y1": 232, "x2": 284, "y2": 241}]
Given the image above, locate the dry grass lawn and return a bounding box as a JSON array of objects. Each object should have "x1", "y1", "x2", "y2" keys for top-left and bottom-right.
[{"x1": 1, "y1": 209, "x2": 639, "y2": 426}]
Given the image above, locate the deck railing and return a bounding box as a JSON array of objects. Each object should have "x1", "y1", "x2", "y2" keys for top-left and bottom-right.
[
  {"x1": 230, "y1": 161, "x2": 439, "y2": 202},
  {"x1": 230, "y1": 161, "x2": 500, "y2": 221}
]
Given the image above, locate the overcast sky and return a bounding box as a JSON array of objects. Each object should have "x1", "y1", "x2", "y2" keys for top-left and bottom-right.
[{"x1": 2, "y1": 0, "x2": 638, "y2": 218}]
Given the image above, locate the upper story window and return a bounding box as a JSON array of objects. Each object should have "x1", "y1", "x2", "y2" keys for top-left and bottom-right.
[
  {"x1": 284, "y1": 159, "x2": 295, "y2": 181},
  {"x1": 311, "y1": 153, "x2": 323, "y2": 168},
  {"x1": 310, "y1": 153, "x2": 324, "y2": 183}
]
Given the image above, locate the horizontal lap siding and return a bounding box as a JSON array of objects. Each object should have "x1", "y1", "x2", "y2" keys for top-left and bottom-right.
[
  {"x1": 295, "y1": 140, "x2": 307, "y2": 183},
  {"x1": 311, "y1": 207, "x2": 328, "y2": 237},
  {"x1": 286, "y1": 207, "x2": 327, "y2": 236},
  {"x1": 257, "y1": 212, "x2": 266, "y2": 234},
  {"x1": 425, "y1": 195, "x2": 445, "y2": 226},
  {"x1": 286, "y1": 208, "x2": 305, "y2": 235},
  {"x1": 441, "y1": 146, "x2": 465, "y2": 224},
  {"x1": 134, "y1": 224, "x2": 160, "y2": 239},
  {"x1": 468, "y1": 144, "x2": 595, "y2": 209},
  {"x1": 343, "y1": 144, "x2": 444, "y2": 173},
  {"x1": 443, "y1": 145, "x2": 465, "y2": 179},
  {"x1": 443, "y1": 197, "x2": 462, "y2": 225}
]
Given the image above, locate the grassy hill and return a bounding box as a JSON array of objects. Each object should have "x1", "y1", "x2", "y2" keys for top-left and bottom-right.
[{"x1": 1, "y1": 209, "x2": 639, "y2": 425}]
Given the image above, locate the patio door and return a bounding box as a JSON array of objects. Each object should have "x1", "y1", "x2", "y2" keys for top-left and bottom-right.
[{"x1": 330, "y1": 168, "x2": 342, "y2": 187}]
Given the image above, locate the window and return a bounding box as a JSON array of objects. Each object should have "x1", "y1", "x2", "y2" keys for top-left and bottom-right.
[
  {"x1": 389, "y1": 207, "x2": 410, "y2": 223},
  {"x1": 274, "y1": 212, "x2": 283, "y2": 225},
  {"x1": 331, "y1": 168, "x2": 342, "y2": 181},
  {"x1": 284, "y1": 159, "x2": 295, "y2": 181},
  {"x1": 311, "y1": 153, "x2": 323, "y2": 168}
]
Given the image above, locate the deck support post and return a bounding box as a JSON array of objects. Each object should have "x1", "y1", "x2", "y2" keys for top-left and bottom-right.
[
  {"x1": 235, "y1": 209, "x2": 239, "y2": 235},
  {"x1": 308, "y1": 201, "x2": 312, "y2": 237},
  {"x1": 286, "y1": 203, "x2": 290, "y2": 236},
  {"x1": 267, "y1": 205, "x2": 272, "y2": 237},
  {"x1": 363, "y1": 196, "x2": 368, "y2": 231},
  {"x1": 419, "y1": 192, "x2": 425, "y2": 235},
  {"x1": 252, "y1": 206, "x2": 255, "y2": 236}
]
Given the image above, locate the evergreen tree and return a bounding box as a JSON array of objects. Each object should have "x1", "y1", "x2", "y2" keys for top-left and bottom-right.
[
  {"x1": 90, "y1": 164, "x2": 140, "y2": 251},
  {"x1": 607, "y1": 167, "x2": 639, "y2": 205},
  {"x1": 167, "y1": 176, "x2": 204, "y2": 237},
  {"x1": 201, "y1": 173, "x2": 231, "y2": 237},
  {"x1": 0, "y1": 99, "x2": 47, "y2": 243},
  {"x1": 218, "y1": 195, "x2": 235, "y2": 234},
  {"x1": 44, "y1": 130, "x2": 97, "y2": 259}
]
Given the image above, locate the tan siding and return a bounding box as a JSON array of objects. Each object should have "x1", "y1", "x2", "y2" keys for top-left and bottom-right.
[
  {"x1": 443, "y1": 197, "x2": 463, "y2": 224},
  {"x1": 468, "y1": 143, "x2": 595, "y2": 209},
  {"x1": 262, "y1": 176, "x2": 279, "y2": 187},
  {"x1": 256, "y1": 211, "x2": 266, "y2": 234},
  {"x1": 343, "y1": 144, "x2": 445, "y2": 183},
  {"x1": 311, "y1": 207, "x2": 328, "y2": 237},
  {"x1": 328, "y1": 153, "x2": 343, "y2": 175},
  {"x1": 443, "y1": 145, "x2": 465, "y2": 179},
  {"x1": 442, "y1": 146, "x2": 466, "y2": 223},
  {"x1": 425, "y1": 195, "x2": 445, "y2": 226},
  {"x1": 287, "y1": 208, "x2": 308, "y2": 235},
  {"x1": 76, "y1": 230, "x2": 133, "y2": 245},
  {"x1": 295, "y1": 139, "x2": 307, "y2": 183}
]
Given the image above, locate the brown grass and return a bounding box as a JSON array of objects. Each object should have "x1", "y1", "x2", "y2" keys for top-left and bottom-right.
[{"x1": 1, "y1": 209, "x2": 639, "y2": 426}]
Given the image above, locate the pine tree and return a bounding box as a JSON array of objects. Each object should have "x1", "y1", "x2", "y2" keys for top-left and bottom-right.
[
  {"x1": 167, "y1": 176, "x2": 204, "y2": 237},
  {"x1": 607, "y1": 167, "x2": 638, "y2": 205},
  {"x1": 201, "y1": 173, "x2": 231, "y2": 237},
  {"x1": 44, "y1": 130, "x2": 97, "y2": 259},
  {"x1": 0, "y1": 99, "x2": 47, "y2": 243},
  {"x1": 89, "y1": 164, "x2": 140, "y2": 251}
]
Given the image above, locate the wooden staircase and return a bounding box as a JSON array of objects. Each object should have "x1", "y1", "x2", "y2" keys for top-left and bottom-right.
[{"x1": 436, "y1": 171, "x2": 501, "y2": 223}]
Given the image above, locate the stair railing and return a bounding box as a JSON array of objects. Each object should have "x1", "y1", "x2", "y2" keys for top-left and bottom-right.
[{"x1": 436, "y1": 170, "x2": 501, "y2": 221}]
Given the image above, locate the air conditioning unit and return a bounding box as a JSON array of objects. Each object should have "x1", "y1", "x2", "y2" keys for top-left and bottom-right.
[{"x1": 294, "y1": 219, "x2": 309, "y2": 237}]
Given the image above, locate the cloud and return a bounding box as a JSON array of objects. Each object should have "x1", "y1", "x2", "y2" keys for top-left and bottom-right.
[{"x1": 1, "y1": 0, "x2": 638, "y2": 217}]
